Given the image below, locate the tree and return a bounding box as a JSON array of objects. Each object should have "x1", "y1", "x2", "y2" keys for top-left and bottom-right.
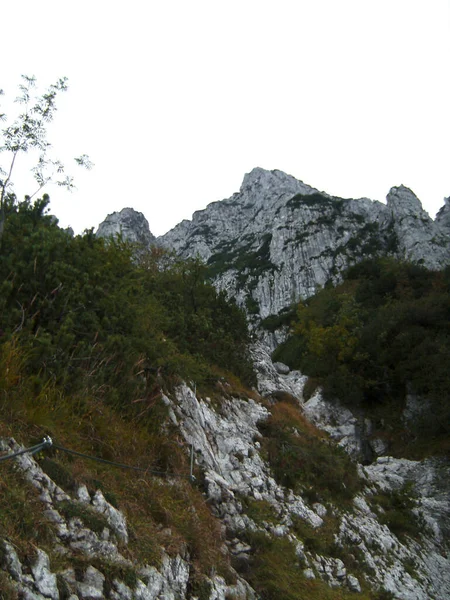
[{"x1": 0, "y1": 75, "x2": 92, "y2": 239}]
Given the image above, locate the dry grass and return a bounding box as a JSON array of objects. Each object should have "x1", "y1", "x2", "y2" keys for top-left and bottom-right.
[
  {"x1": 0, "y1": 341, "x2": 230, "y2": 579},
  {"x1": 239, "y1": 531, "x2": 372, "y2": 600},
  {"x1": 266, "y1": 400, "x2": 326, "y2": 438},
  {"x1": 258, "y1": 400, "x2": 362, "y2": 505},
  {"x1": 0, "y1": 462, "x2": 56, "y2": 560}
]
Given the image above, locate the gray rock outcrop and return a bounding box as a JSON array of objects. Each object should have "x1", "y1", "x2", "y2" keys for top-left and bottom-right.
[
  {"x1": 95, "y1": 169, "x2": 450, "y2": 321},
  {"x1": 96, "y1": 208, "x2": 155, "y2": 247},
  {"x1": 435, "y1": 196, "x2": 450, "y2": 233},
  {"x1": 169, "y1": 377, "x2": 450, "y2": 599},
  {"x1": 2, "y1": 361, "x2": 449, "y2": 599},
  {"x1": 0, "y1": 437, "x2": 255, "y2": 600},
  {"x1": 156, "y1": 168, "x2": 450, "y2": 318},
  {"x1": 387, "y1": 185, "x2": 450, "y2": 269}
]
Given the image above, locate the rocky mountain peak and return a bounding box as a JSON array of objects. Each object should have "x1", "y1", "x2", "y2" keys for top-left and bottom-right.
[
  {"x1": 96, "y1": 207, "x2": 155, "y2": 247},
  {"x1": 436, "y1": 197, "x2": 450, "y2": 232},
  {"x1": 384, "y1": 186, "x2": 450, "y2": 269},
  {"x1": 240, "y1": 167, "x2": 317, "y2": 199},
  {"x1": 96, "y1": 170, "x2": 450, "y2": 322},
  {"x1": 387, "y1": 185, "x2": 428, "y2": 218}
]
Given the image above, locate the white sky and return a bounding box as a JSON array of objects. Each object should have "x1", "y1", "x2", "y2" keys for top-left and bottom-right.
[{"x1": 1, "y1": 0, "x2": 449, "y2": 236}]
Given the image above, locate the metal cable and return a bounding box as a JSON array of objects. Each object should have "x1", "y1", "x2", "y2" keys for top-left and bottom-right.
[
  {"x1": 0, "y1": 437, "x2": 53, "y2": 463},
  {"x1": 52, "y1": 443, "x2": 195, "y2": 480},
  {"x1": 0, "y1": 436, "x2": 195, "y2": 480}
]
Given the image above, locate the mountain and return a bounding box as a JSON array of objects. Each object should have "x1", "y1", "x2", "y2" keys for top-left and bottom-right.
[
  {"x1": 2, "y1": 371, "x2": 450, "y2": 599},
  {"x1": 159, "y1": 168, "x2": 450, "y2": 319},
  {"x1": 97, "y1": 207, "x2": 156, "y2": 248},
  {"x1": 97, "y1": 168, "x2": 450, "y2": 322},
  {"x1": 1, "y1": 176, "x2": 449, "y2": 599}
]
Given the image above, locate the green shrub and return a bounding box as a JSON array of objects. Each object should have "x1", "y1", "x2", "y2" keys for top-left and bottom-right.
[
  {"x1": 240, "y1": 497, "x2": 279, "y2": 526},
  {"x1": 371, "y1": 485, "x2": 423, "y2": 540},
  {"x1": 238, "y1": 531, "x2": 363, "y2": 600},
  {"x1": 274, "y1": 258, "x2": 450, "y2": 457},
  {"x1": 0, "y1": 196, "x2": 256, "y2": 403},
  {"x1": 57, "y1": 500, "x2": 110, "y2": 535},
  {"x1": 259, "y1": 402, "x2": 362, "y2": 504}
]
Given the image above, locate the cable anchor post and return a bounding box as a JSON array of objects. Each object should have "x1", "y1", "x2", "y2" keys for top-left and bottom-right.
[{"x1": 189, "y1": 444, "x2": 196, "y2": 482}]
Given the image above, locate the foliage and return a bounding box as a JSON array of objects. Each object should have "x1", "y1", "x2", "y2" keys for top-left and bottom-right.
[
  {"x1": 0, "y1": 460, "x2": 56, "y2": 557},
  {"x1": 237, "y1": 531, "x2": 369, "y2": 600},
  {"x1": 285, "y1": 192, "x2": 345, "y2": 211},
  {"x1": 239, "y1": 496, "x2": 279, "y2": 526},
  {"x1": 0, "y1": 75, "x2": 92, "y2": 239},
  {"x1": 370, "y1": 484, "x2": 424, "y2": 540},
  {"x1": 260, "y1": 305, "x2": 297, "y2": 332},
  {"x1": 0, "y1": 196, "x2": 255, "y2": 410},
  {"x1": 207, "y1": 232, "x2": 278, "y2": 289},
  {"x1": 0, "y1": 193, "x2": 256, "y2": 584},
  {"x1": 291, "y1": 513, "x2": 340, "y2": 555},
  {"x1": 57, "y1": 499, "x2": 110, "y2": 535},
  {"x1": 273, "y1": 258, "x2": 450, "y2": 457},
  {"x1": 0, "y1": 333, "x2": 231, "y2": 577},
  {"x1": 258, "y1": 400, "x2": 362, "y2": 504}
]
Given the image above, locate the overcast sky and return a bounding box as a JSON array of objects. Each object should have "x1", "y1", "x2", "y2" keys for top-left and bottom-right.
[{"x1": 2, "y1": 0, "x2": 449, "y2": 236}]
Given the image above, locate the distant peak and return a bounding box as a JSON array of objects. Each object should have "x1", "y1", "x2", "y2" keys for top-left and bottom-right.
[
  {"x1": 436, "y1": 196, "x2": 450, "y2": 228},
  {"x1": 240, "y1": 167, "x2": 315, "y2": 196},
  {"x1": 96, "y1": 207, "x2": 155, "y2": 245},
  {"x1": 388, "y1": 184, "x2": 416, "y2": 197},
  {"x1": 241, "y1": 167, "x2": 277, "y2": 189},
  {"x1": 386, "y1": 185, "x2": 425, "y2": 216}
]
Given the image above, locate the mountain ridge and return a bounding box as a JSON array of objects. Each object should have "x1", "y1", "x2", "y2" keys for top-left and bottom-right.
[
  {"x1": 1, "y1": 183, "x2": 450, "y2": 599},
  {"x1": 97, "y1": 168, "x2": 450, "y2": 320}
]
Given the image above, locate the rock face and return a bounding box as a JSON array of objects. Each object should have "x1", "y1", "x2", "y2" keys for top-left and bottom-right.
[
  {"x1": 0, "y1": 437, "x2": 254, "y2": 600},
  {"x1": 2, "y1": 361, "x2": 450, "y2": 599},
  {"x1": 387, "y1": 185, "x2": 450, "y2": 269},
  {"x1": 156, "y1": 169, "x2": 450, "y2": 318},
  {"x1": 96, "y1": 208, "x2": 155, "y2": 247},
  {"x1": 96, "y1": 169, "x2": 450, "y2": 320},
  {"x1": 435, "y1": 197, "x2": 450, "y2": 232}
]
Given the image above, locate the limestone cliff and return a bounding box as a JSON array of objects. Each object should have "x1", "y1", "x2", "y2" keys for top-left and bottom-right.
[
  {"x1": 97, "y1": 169, "x2": 450, "y2": 320},
  {"x1": 158, "y1": 169, "x2": 450, "y2": 318},
  {"x1": 2, "y1": 364, "x2": 449, "y2": 599},
  {"x1": 96, "y1": 207, "x2": 156, "y2": 248}
]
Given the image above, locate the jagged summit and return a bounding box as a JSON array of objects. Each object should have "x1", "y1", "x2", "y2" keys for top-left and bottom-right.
[
  {"x1": 96, "y1": 207, "x2": 155, "y2": 247},
  {"x1": 97, "y1": 169, "x2": 450, "y2": 319},
  {"x1": 240, "y1": 167, "x2": 318, "y2": 198},
  {"x1": 387, "y1": 185, "x2": 427, "y2": 216},
  {"x1": 157, "y1": 168, "x2": 328, "y2": 258},
  {"x1": 436, "y1": 197, "x2": 450, "y2": 232}
]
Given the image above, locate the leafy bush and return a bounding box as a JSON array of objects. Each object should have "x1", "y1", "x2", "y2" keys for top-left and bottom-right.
[
  {"x1": 370, "y1": 485, "x2": 423, "y2": 540},
  {"x1": 260, "y1": 306, "x2": 297, "y2": 332},
  {"x1": 259, "y1": 401, "x2": 362, "y2": 504},
  {"x1": 237, "y1": 530, "x2": 365, "y2": 600},
  {"x1": 0, "y1": 195, "x2": 255, "y2": 407},
  {"x1": 273, "y1": 258, "x2": 450, "y2": 456},
  {"x1": 0, "y1": 194, "x2": 253, "y2": 582},
  {"x1": 57, "y1": 500, "x2": 110, "y2": 535}
]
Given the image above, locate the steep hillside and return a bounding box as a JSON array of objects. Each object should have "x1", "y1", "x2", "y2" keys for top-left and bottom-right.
[
  {"x1": 270, "y1": 258, "x2": 450, "y2": 461},
  {"x1": 2, "y1": 181, "x2": 450, "y2": 599},
  {"x1": 2, "y1": 348, "x2": 449, "y2": 599}
]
